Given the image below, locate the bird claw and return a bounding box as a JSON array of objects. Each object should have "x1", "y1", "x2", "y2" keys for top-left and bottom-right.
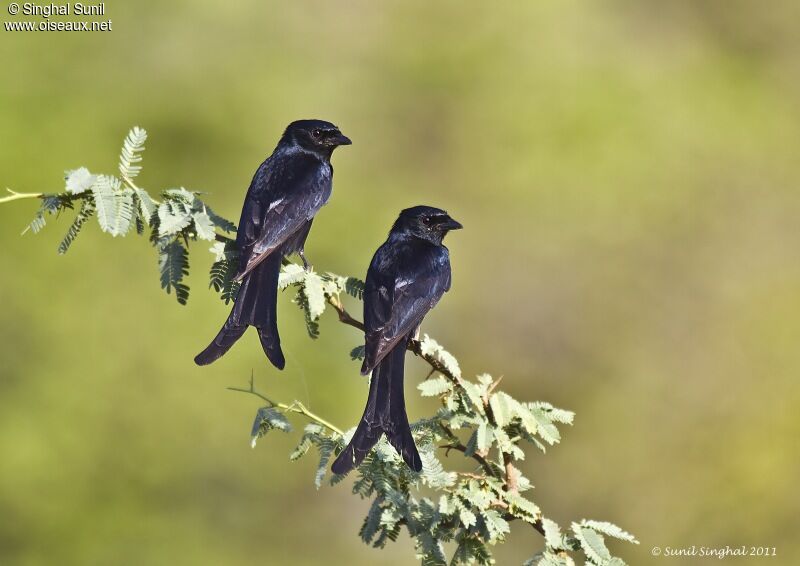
[{"x1": 299, "y1": 250, "x2": 312, "y2": 271}]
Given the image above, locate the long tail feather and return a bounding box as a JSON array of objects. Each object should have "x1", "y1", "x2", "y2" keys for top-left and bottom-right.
[
  {"x1": 331, "y1": 343, "x2": 421, "y2": 474},
  {"x1": 194, "y1": 320, "x2": 247, "y2": 365},
  {"x1": 194, "y1": 253, "x2": 285, "y2": 368}
]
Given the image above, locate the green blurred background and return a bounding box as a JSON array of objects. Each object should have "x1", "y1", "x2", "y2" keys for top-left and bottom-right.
[{"x1": 1, "y1": 1, "x2": 799, "y2": 564}]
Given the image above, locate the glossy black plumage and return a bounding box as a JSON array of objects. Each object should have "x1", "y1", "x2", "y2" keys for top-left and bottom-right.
[
  {"x1": 331, "y1": 206, "x2": 462, "y2": 474},
  {"x1": 195, "y1": 120, "x2": 351, "y2": 368}
]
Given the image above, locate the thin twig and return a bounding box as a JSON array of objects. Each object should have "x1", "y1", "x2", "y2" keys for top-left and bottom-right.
[
  {"x1": 439, "y1": 443, "x2": 494, "y2": 475},
  {"x1": 486, "y1": 375, "x2": 504, "y2": 398},
  {"x1": 228, "y1": 374, "x2": 343, "y2": 436},
  {"x1": 329, "y1": 290, "x2": 532, "y2": 516},
  {"x1": 0, "y1": 188, "x2": 43, "y2": 205},
  {"x1": 326, "y1": 295, "x2": 365, "y2": 331},
  {"x1": 327, "y1": 295, "x2": 459, "y2": 383}
]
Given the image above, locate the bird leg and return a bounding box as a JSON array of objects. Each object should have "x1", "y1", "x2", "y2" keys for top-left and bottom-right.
[{"x1": 299, "y1": 249, "x2": 312, "y2": 271}]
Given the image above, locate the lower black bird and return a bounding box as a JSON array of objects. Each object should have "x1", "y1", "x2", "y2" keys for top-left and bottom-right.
[
  {"x1": 331, "y1": 206, "x2": 462, "y2": 474},
  {"x1": 194, "y1": 120, "x2": 351, "y2": 368}
]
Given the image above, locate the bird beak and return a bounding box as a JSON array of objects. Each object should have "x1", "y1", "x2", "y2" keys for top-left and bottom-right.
[
  {"x1": 332, "y1": 132, "x2": 352, "y2": 146},
  {"x1": 442, "y1": 216, "x2": 463, "y2": 231}
]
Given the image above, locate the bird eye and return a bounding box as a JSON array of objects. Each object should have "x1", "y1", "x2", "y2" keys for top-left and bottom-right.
[
  {"x1": 422, "y1": 216, "x2": 432, "y2": 225},
  {"x1": 311, "y1": 129, "x2": 322, "y2": 138}
]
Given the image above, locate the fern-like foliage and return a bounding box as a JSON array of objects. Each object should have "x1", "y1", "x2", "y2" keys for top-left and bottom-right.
[
  {"x1": 57, "y1": 199, "x2": 95, "y2": 254},
  {"x1": 12, "y1": 127, "x2": 639, "y2": 565},
  {"x1": 20, "y1": 128, "x2": 236, "y2": 304},
  {"x1": 119, "y1": 126, "x2": 147, "y2": 180},
  {"x1": 209, "y1": 240, "x2": 240, "y2": 304},
  {"x1": 157, "y1": 239, "x2": 190, "y2": 304},
  {"x1": 236, "y1": 270, "x2": 639, "y2": 565}
]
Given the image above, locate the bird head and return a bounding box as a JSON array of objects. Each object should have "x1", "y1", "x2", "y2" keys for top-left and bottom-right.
[
  {"x1": 282, "y1": 119, "x2": 351, "y2": 157},
  {"x1": 391, "y1": 205, "x2": 463, "y2": 244}
]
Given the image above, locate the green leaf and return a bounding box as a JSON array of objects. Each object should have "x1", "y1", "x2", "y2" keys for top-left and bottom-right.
[
  {"x1": 91, "y1": 176, "x2": 133, "y2": 237},
  {"x1": 477, "y1": 373, "x2": 493, "y2": 386},
  {"x1": 452, "y1": 536, "x2": 493, "y2": 566},
  {"x1": 294, "y1": 287, "x2": 320, "y2": 339},
  {"x1": 26, "y1": 209, "x2": 47, "y2": 234},
  {"x1": 419, "y1": 446, "x2": 456, "y2": 489},
  {"x1": 459, "y1": 507, "x2": 476, "y2": 528},
  {"x1": 314, "y1": 437, "x2": 335, "y2": 489},
  {"x1": 350, "y1": 345, "x2": 365, "y2": 361},
  {"x1": 24, "y1": 194, "x2": 73, "y2": 235},
  {"x1": 489, "y1": 391, "x2": 514, "y2": 427},
  {"x1": 416, "y1": 532, "x2": 447, "y2": 566},
  {"x1": 530, "y1": 401, "x2": 575, "y2": 425},
  {"x1": 158, "y1": 239, "x2": 190, "y2": 304},
  {"x1": 118, "y1": 126, "x2": 147, "y2": 179},
  {"x1": 205, "y1": 204, "x2": 236, "y2": 233},
  {"x1": 438, "y1": 495, "x2": 456, "y2": 515},
  {"x1": 417, "y1": 376, "x2": 452, "y2": 397},
  {"x1": 289, "y1": 433, "x2": 314, "y2": 461},
  {"x1": 572, "y1": 524, "x2": 611, "y2": 565},
  {"x1": 580, "y1": 520, "x2": 638, "y2": 544},
  {"x1": 542, "y1": 518, "x2": 564, "y2": 549},
  {"x1": 163, "y1": 187, "x2": 196, "y2": 204},
  {"x1": 359, "y1": 499, "x2": 382, "y2": 544},
  {"x1": 57, "y1": 200, "x2": 95, "y2": 254},
  {"x1": 419, "y1": 334, "x2": 461, "y2": 379},
  {"x1": 157, "y1": 201, "x2": 192, "y2": 236},
  {"x1": 65, "y1": 167, "x2": 96, "y2": 194},
  {"x1": 459, "y1": 379, "x2": 486, "y2": 416},
  {"x1": 476, "y1": 422, "x2": 493, "y2": 453},
  {"x1": 504, "y1": 491, "x2": 540, "y2": 523},
  {"x1": 303, "y1": 270, "x2": 327, "y2": 320},
  {"x1": 524, "y1": 552, "x2": 575, "y2": 566},
  {"x1": 462, "y1": 480, "x2": 492, "y2": 510},
  {"x1": 517, "y1": 409, "x2": 540, "y2": 438},
  {"x1": 279, "y1": 263, "x2": 306, "y2": 289},
  {"x1": 208, "y1": 240, "x2": 239, "y2": 303},
  {"x1": 531, "y1": 406, "x2": 561, "y2": 445},
  {"x1": 494, "y1": 427, "x2": 524, "y2": 460},
  {"x1": 192, "y1": 209, "x2": 216, "y2": 241},
  {"x1": 209, "y1": 241, "x2": 226, "y2": 262},
  {"x1": 343, "y1": 276, "x2": 365, "y2": 299},
  {"x1": 250, "y1": 407, "x2": 292, "y2": 447},
  {"x1": 482, "y1": 509, "x2": 510, "y2": 542},
  {"x1": 133, "y1": 188, "x2": 157, "y2": 224}
]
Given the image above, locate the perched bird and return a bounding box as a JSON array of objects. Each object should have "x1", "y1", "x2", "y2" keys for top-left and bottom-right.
[
  {"x1": 194, "y1": 120, "x2": 351, "y2": 368},
  {"x1": 331, "y1": 206, "x2": 462, "y2": 474}
]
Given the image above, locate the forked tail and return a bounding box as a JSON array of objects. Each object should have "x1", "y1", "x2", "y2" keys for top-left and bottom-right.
[
  {"x1": 194, "y1": 253, "x2": 285, "y2": 369},
  {"x1": 331, "y1": 343, "x2": 421, "y2": 474}
]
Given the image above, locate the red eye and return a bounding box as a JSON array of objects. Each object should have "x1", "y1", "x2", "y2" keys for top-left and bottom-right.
[
  {"x1": 312, "y1": 129, "x2": 322, "y2": 138},
  {"x1": 422, "y1": 216, "x2": 432, "y2": 225}
]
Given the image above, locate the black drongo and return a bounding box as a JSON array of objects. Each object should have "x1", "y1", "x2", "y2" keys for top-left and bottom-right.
[
  {"x1": 331, "y1": 206, "x2": 462, "y2": 474},
  {"x1": 195, "y1": 119, "x2": 351, "y2": 368}
]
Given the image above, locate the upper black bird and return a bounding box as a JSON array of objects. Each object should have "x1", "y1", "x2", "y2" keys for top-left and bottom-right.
[
  {"x1": 331, "y1": 206, "x2": 462, "y2": 474},
  {"x1": 195, "y1": 119, "x2": 351, "y2": 368}
]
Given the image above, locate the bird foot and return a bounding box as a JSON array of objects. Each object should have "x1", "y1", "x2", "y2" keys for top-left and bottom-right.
[{"x1": 299, "y1": 251, "x2": 312, "y2": 271}]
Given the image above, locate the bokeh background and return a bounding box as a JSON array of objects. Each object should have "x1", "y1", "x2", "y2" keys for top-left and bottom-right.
[{"x1": 2, "y1": 1, "x2": 799, "y2": 564}]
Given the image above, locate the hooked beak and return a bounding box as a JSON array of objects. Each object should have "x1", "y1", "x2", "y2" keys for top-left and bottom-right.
[
  {"x1": 441, "y1": 216, "x2": 463, "y2": 231},
  {"x1": 332, "y1": 131, "x2": 352, "y2": 146}
]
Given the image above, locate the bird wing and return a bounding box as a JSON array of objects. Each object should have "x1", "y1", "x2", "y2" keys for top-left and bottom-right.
[
  {"x1": 362, "y1": 243, "x2": 451, "y2": 374},
  {"x1": 234, "y1": 156, "x2": 331, "y2": 281}
]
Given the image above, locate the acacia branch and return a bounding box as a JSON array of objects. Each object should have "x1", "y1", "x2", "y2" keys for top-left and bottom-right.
[
  {"x1": 0, "y1": 189, "x2": 43, "y2": 205},
  {"x1": 4, "y1": 126, "x2": 631, "y2": 563},
  {"x1": 327, "y1": 290, "x2": 548, "y2": 538},
  {"x1": 440, "y1": 442, "x2": 494, "y2": 475},
  {"x1": 118, "y1": 176, "x2": 232, "y2": 243},
  {"x1": 327, "y1": 294, "x2": 457, "y2": 381},
  {"x1": 228, "y1": 374, "x2": 343, "y2": 436}
]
